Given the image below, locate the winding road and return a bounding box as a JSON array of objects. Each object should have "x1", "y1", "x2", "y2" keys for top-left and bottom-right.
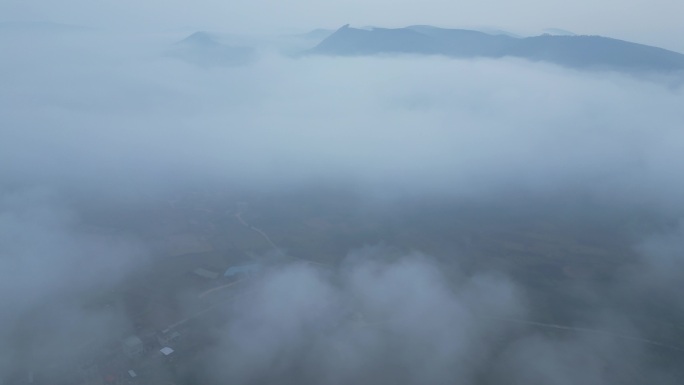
[{"x1": 235, "y1": 211, "x2": 331, "y2": 267}]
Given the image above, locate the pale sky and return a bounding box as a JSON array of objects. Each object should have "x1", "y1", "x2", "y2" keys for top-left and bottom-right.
[{"x1": 2, "y1": 0, "x2": 684, "y2": 51}]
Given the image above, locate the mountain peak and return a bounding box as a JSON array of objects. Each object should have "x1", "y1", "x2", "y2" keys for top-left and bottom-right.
[
  {"x1": 167, "y1": 31, "x2": 256, "y2": 67},
  {"x1": 177, "y1": 31, "x2": 220, "y2": 47}
]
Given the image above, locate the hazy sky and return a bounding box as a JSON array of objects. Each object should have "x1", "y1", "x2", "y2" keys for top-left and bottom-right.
[{"x1": 2, "y1": 0, "x2": 684, "y2": 52}]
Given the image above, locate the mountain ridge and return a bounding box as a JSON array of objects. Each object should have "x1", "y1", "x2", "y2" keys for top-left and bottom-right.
[
  {"x1": 165, "y1": 31, "x2": 256, "y2": 67},
  {"x1": 306, "y1": 25, "x2": 684, "y2": 72}
]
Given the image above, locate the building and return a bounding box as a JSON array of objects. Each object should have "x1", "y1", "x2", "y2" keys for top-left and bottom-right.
[
  {"x1": 121, "y1": 336, "x2": 144, "y2": 360},
  {"x1": 159, "y1": 347, "x2": 176, "y2": 365},
  {"x1": 156, "y1": 330, "x2": 181, "y2": 348},
  {"x1": 160, "y1": 347, "x2": 174, "y2": 356},
  {"x1": 127, "y1": 370, "x2": 137, "y2": 380}
]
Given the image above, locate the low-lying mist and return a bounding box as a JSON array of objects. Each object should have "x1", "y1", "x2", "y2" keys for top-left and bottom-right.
[{"x1": 2, "y1": 32, "x2": 684, "y2": 205}]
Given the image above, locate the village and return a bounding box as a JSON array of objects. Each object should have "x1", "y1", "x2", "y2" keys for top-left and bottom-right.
[
  {"x1": 5, "y1": 197, "x2": 306, "y2": 385},
  {"x1": 6, "y1": 190, "x2": 680, "y2": 385}
]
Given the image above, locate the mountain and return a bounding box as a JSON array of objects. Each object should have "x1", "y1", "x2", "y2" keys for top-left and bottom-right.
[
  {"x1": 310, "y1": 25, "x2": 439, "y2": 55},
  {"x1": 307, "y1": 25, "x2": 684, "y2": 72},
  {"x1": 177, "y1": 31, "x2": 221, "y2": 47},
  {"x1": 407, "y1": 25, "x2": 520, "y2": 38},
  {"x1": 165, "y1": 31, "x2": 256, "y2": 67}
]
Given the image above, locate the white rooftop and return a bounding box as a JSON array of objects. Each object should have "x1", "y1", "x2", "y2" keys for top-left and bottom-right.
[{"x1": 160, "y1": 347, "x2": 175, "y2": 356}]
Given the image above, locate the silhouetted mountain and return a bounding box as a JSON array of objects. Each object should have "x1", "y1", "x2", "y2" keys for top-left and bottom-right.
[
  {"x1": 307, "y1": 25, "x2": 684, "y2": 72},
  {"x1": 512, "y1": 35, "x2": 684, "y2": 71},
  {"x1": 310, "y1": 25, "x2": 439, "y2": 55},
  {"x1": 177, "y1": 31, "x2": 221, "y2": 47},
  {"x1": 165, "y1": 31, "x2": 256, "y2": 67},
  {"x1": 407, "y1": 25, "x2": 520, "y2": 38}
]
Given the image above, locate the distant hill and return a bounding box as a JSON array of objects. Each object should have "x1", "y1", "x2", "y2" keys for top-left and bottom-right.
[
  {"x1": 407, "y1": 25, "x2": 520, "y2": 38},
  {"x1": 307, "y1": 25, "x2": 684, "y2": 72},
  {"x1": 310, "y1": 25, "x2": 438, "y2": 55},
  {"x1": 165, "y1": 31, "x2": 256, "y2": 67},
  {"x1": 177, "y1": 31, "x2": 222, "y2": 47}
]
